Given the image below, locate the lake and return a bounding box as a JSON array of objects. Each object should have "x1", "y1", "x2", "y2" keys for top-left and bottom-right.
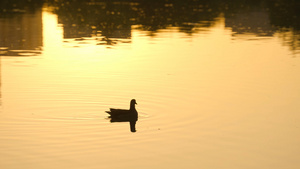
[{"x1": 0, "y1": 1, "x2": 300, "y2": 169}]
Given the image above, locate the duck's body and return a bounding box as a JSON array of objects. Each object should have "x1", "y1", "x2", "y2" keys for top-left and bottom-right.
[{"x1": 106, "y1": 99, "x2": 138, "y2": 121}]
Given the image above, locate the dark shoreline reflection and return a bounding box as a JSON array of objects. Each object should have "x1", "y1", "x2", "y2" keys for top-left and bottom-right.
[
  {"x1": 0, "y1": 0, "x2": 43, "y2": 56},
  {"x1": 47, "y1": 0, "x2": 300, "y2": 52},
  {"x1": 0, "y1": 0, "x2": 299, "y2": 53}
]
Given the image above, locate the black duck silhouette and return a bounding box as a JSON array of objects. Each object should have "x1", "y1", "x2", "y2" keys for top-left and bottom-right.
[{"x1": 106, "y1": 99, "x2": 138, "y2": 132}]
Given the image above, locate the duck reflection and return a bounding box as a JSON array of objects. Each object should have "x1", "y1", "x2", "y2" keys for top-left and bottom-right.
[{"x1": 106, "y1": 99, "x2": 138, "y2": 132}]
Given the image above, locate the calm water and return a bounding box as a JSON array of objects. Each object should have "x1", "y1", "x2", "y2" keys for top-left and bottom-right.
[{"x1": 0, "y1": 1, "x2": 300, "y2": 169}]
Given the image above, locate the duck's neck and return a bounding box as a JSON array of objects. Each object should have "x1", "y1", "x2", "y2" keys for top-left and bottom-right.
[{"x1": 130, "y1": 103, "x2": 136, "y2": 110}]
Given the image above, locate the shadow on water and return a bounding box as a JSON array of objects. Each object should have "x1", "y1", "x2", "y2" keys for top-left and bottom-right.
[
  {"x1": 0, "y1": 0, "x2": 299, "y2": 54},
  {"x1": 106, "y1": 99, "x2": 138, "y2": 132},
  {"x1": 109, "y1": 117, "x2": 137, "y2": 133}
]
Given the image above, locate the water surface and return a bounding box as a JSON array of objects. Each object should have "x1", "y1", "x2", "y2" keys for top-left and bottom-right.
[{"x1": 0, "y1": 1, "x2": 300, "y2": 169}]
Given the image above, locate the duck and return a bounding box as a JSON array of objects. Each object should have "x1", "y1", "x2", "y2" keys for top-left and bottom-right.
[
  {"x1": 106, "y1": 99, "x2": 138, "y2": 132},
  {"x1": 105, "y1": 99, "x2": 138, "y2": 121}
]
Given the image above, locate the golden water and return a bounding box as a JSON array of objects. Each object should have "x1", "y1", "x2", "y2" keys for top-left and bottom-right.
[{"x1": 0, "y1": 3, "x2": 300, "y2": 169}]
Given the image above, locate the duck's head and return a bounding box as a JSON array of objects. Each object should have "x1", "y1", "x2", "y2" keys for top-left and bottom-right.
[
  {"x1": 130, "y1": 99, "x2": 137, "y2": 110},
  {"x1": 131, "y1": 99, "x2": 137, "y2": 105}
]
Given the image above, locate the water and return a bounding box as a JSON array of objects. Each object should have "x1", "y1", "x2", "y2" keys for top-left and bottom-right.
[{"x1": 0, "y1": 1, "x2": 300, "y2": 169}]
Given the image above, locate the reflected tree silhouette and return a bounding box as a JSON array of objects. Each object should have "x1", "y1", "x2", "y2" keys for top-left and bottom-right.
[
  {"x1": 106, "y1": 99, "x2": 138, "y2": 132},
  {"x1": 0, "y1": 0, "x2": 43, "y2": 56},
  {"x1": 0, "y1": 0, "x2": 299, "y2": 52},
  {"x1": 45, "y1": 0, "x2": 300, "y2": 50},
  {"x1": 0, "y1": 0, "x2": 43, "y2": 14}
]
